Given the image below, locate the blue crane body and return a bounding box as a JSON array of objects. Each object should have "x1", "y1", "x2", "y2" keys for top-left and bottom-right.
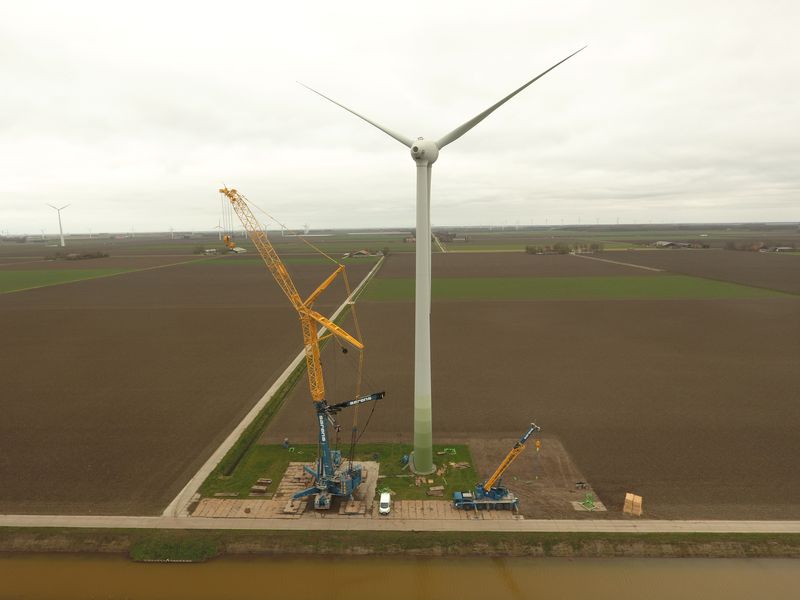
[{"x1": 294, "y1": 392, "x2": 385, "y2": 509}]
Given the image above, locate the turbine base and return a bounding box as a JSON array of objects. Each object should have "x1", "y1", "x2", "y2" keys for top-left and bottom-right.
[{"x1": 409, "y1": 451, "x2": 436, "y2": 476}]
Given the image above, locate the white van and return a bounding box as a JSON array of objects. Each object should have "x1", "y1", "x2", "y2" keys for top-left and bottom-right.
[{"x1": 378, "y1": 492, "x2": 391, "y2": 515}]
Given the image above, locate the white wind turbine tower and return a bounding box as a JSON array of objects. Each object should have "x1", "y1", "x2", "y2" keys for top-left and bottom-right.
[
  {"x1": 302, "y1": 47, "x2": 585, "y2": 474},
  {"x1": 46, "y1": 204, "x2": 70, "y2": 248}
]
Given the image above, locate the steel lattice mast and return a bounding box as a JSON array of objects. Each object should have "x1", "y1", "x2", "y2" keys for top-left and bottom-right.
[{"x1": 220, "y1": 187, "x2": 362, "y2": 402}]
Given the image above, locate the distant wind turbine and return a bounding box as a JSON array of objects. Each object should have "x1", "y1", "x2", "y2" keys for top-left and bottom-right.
[
  {"x1": 46, "y1": 204, "x2": 70, "y2": 247},
  {"x1": 302, "y1": 47, "x2": 586, "y2": 474}
]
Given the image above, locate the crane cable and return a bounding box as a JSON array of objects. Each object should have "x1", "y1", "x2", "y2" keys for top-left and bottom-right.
[
  {"x1": 241, "y1": 194, "x2": 341, "y2": 266},
  {"x1": 230, "y1": 191, "x2": 371, "y2": 458}
]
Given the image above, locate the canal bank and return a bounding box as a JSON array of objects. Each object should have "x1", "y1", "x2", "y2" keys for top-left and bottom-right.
[{"x1": 1, "y1": 528, "x2": 800, "y2": 561}]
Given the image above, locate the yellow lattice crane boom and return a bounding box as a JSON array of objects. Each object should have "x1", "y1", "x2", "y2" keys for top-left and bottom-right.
[
  {"x1": 482, "y1": 422, "x2": 540, "y2": 493},
  {"x1": 219, "y1": 187, "x2": 362, "y2": 403}
]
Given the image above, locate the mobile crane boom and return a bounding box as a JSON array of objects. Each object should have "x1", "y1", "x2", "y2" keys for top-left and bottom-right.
[
  {"x1": 482, "y1": 422, "x2": 540, "y2": 493},
  {"x1": 219, "y1": 187, "x2": 362, "y2": 403},
  {"x1": 452, "y1": 421, "x2": 541, "y2": 511},
  {"x1": 219, "y1": 187, "x2": 384, "y2": 509}
]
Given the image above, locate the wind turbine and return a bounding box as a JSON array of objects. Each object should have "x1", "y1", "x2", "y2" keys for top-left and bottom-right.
[
  {"x1": 302, "y1": 47, "x2": 585, "y2": 474},
  {"x1": 46, "y1": 204, "x2": 70, "y2": 248},
  {"x1": 214, "y1": 220, "x2": 223, "y2": 241}
]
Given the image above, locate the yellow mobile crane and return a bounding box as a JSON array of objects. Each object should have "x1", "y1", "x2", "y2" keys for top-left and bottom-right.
[
  {"x1": 219, "y1": 187, "x2": 384, "y2": 509},
  {"x1": 453, "y1": 422, "x2": 540, "y2": 510}
]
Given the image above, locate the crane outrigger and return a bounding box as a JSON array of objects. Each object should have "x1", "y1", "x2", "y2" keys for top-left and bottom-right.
[{"x1": 219, "y1": 187, "x2": 384, "y2": 509}]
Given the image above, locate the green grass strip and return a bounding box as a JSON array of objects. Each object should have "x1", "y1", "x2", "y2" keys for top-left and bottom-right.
[
  {"x1": 211, "y1": 360, "x2": 307, "y2": 479},
  {"x1": 2, "y1": 528, "x2": 800, "y2": 560},
  {"x1": 0, "y1": 268, "x2": 132, "y2": 293},
  {"x1": 129, "y1": 534, "x2": 220, "y2": 562},
  {"x1": 362, "y1": 275, "x2": 790, "y2": 301},
  {"x1": 196, "y1": 256, "x2": 379, "y2": 266},
  {"x1": 200, "y1": 442, "x2": 478, "y2": 501},
  {"x1": 449, "y1": 240, "x2": 636, "y2": 252}
]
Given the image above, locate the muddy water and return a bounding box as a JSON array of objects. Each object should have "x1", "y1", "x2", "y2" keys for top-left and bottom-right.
[{"x1": 0, "y1": 555, "x2": 798, "y2": 599}]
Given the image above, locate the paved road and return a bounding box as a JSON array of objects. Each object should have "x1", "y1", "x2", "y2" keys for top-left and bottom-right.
[{"x1": 2, "y1": 514, "x2": 800, "y2": 533}]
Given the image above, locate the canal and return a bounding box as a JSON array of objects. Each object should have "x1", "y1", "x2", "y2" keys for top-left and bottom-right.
[{"x1": 1, "y1": 554, "x2": 798, "y2": 599}]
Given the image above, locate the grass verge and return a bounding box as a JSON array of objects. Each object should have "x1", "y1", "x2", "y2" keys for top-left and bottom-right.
[
  {"x1": 362, "y1": 275, "x2": 790, "y2": 301},
  {"x1": 197, "y1": 256, "x2": 380, "y2": 266},
  {"x1": 1, "y1": 528, "x2": 799, "y2": 559},
  {"x1": 129, "y1": 533, "x2": 220, "y2": 562},
  {"x1": 0, "y1": 268, "x2": 132, "y2": 293},
  {"x1": 208, "y1": 359, "x2": 307, "y2": 482}
]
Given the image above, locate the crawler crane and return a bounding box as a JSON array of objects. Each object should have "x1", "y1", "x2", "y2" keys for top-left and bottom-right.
[
  {"x1": 219, "y1": 187, "x2": 384, "y2": 509},
  {"x1": 453, "y1": 422, "x2": 540, "y2": 510}
]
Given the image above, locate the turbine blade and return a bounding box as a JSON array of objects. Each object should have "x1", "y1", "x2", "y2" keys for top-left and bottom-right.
[
  {"x1": 436, "y1": 46, "x2": 587, "y2": 150},
  {"x1": 298, "y1": 82, "x2": 413, "y2": 148}
]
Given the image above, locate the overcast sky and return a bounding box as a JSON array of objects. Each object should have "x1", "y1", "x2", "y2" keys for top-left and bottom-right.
[{"x1": 2, "y1": 0, "x2": 798, "y2": 234}]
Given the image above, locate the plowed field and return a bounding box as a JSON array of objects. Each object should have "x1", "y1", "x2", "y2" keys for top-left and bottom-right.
[
  {"x1": 599, "y1": 249, "x2": 800, "y2": 295},
  {"x1": 378, "y1": 252, "x2": 664, "y2": 279},
  {"x1": 266, "y1": 252, "x2": 800, "y2": 519},
  {"x1": 0, "y1": 257, "x2": 375, "y2": 514}
]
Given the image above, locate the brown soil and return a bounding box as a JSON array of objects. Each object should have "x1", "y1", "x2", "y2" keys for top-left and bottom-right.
[
  {"x1": 0, "y1": 258, "x2": 373, "y2": 515},
  {"x1": 0, "y1": 257, "x2": 48, "y2": 266},
  {"x1": 0, "y1": 256, "x2": 205, "y2": 271},
  {"x1": 600, "y1": 249, "x2": 800, "y2": 294},
  {"x1": 267, "y1": 294, "x2": 800, "y2": 520},
  {"x1": 379, "y1": 252, "x2": 662, "y2": 279},
  {"x1": 453, "y1": 434, "x2": 605, "y2": 519},
  {"x1": 0, "y1": 235, "x2": 322, "y2": 258},
  {"x1": 0, "y1": 239, "x2": 200, "y2": 258}
]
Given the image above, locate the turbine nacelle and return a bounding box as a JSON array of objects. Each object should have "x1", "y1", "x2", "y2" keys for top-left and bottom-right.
[{"x1": 410, "y1": 138, "x2": 439, "y2": 164}]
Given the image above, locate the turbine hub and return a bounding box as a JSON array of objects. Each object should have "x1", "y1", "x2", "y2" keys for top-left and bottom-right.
[{"x1": 410, "y1": 137, "x2": 439, "y2": 164}]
